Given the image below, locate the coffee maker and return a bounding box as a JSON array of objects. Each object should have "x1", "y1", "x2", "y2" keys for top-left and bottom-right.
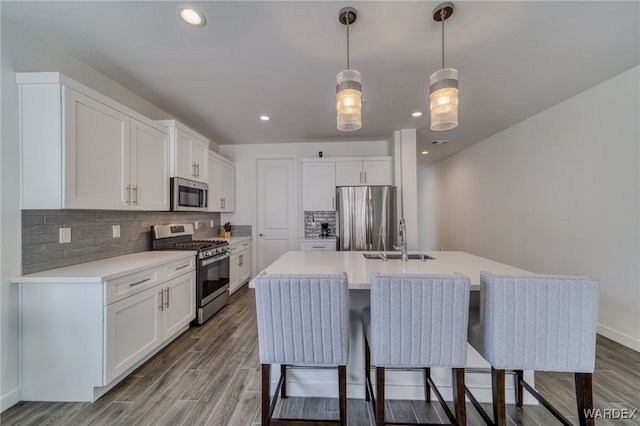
[{"x1": 320, "y1": 223, "x2": 329, "y2": 237}]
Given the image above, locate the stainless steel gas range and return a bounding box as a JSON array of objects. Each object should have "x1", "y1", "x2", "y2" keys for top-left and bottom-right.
[{"x1": 151, "y1": 224, "x2": 230, "y2": 325}]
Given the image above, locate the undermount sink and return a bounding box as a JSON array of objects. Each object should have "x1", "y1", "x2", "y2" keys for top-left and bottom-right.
[{"x1": 362, "y1": 252, "x2": 435, "y2": 260}]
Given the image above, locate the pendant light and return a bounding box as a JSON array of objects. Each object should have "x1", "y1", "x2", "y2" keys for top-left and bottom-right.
[
  {"x1": 336, "y1": 7, "x2": 362, "y2": 132},
  {"x1": 430, "y1": 2, "x2": 458, "y2": 131}
]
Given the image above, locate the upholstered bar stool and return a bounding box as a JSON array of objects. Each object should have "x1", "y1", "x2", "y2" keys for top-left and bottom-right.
[
  {"x1": 362, "y1": 272, "x2": 471, "y2": 426},
  {"x1": 254, "y1": 273, "x2": 350, "y2": 426},
  {"x1": 466, "y1": 272, "x2": 600, "y2": 426}
]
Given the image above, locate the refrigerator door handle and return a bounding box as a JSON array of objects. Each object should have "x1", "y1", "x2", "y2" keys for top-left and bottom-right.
[{"x1": 366, "y1": 194, "x2": 373, "y2": 250}]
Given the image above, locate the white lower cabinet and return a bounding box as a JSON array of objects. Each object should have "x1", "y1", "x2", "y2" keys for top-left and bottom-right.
[
  {"x1": 18, "y1": 252, "x2": 195, "y2": 402},
  {"x1": 161, "y1": 273, "x2": 196, "y2": 339},
  {"x1": 228, "y1": 239, "x2": 251, "y2": 294},
  {"x1": 106, "y1": 286, "x2": 162, "y2": 383}
]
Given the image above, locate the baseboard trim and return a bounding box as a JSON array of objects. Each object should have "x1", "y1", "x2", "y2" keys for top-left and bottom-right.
[
  {"x1": 1, "y1": 388, "x2": 20, "y2": 412},
  {"x1": 598, "y1": 325, "x2": 640, "y2": 352}
]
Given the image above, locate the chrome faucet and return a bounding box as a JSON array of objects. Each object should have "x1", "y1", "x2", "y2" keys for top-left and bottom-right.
[
  {"x1": 379, "y1": 230, "x2": 388, "y2": 261},
  {"x1": 393, "y1": 218, "x2": 408, "y2": 262}
]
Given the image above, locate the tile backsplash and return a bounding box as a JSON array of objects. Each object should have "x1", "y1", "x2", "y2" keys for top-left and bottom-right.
[
  {"x1": 22, "y1": 210, "x2": 223, "y2": 274},
  {"x1": 304, "y1": 211, "x2": 336, "y2": 237}
]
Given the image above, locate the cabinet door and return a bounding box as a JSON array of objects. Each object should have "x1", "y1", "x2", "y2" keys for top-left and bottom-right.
[
  {"x1": 335, "y1": 161, "x2": 364, "y2": 186},
  {"x1": 192, "y1": 137, "x2": 209, "y2": 183},
  {"x1": 130, "y1": 120, "x2": 170, "y2": 210},
  {"x1": 303, "y1": 161, "x2": 336, "y2": 210},
  {"x1": 208, "y1": 155, "x2": 222, "y2": 211},
  {"x1": 219, "y1": 160, "x2": 235, "y2": 211},
  {"x1": 161, "y1": 273, "x2": 195, "y2": 340},
  {"x1": 362, "y1": 159, "x2": 392, "y2": 185},
  {"x1": 238, "y1": 249, "x2": 251, "y2": 285},
  {"x1": 64, "y1": 87, "x2": 129, "y2": 209},
  {"x1": 175, "y1": 129, "x2": 195, "y2": 180},
  {"x1": 229, "y1": 251, "x2": 241, "y2": 293},
  {"x1": 105, "y1": 286, "x2": 162, "y2": 383}
]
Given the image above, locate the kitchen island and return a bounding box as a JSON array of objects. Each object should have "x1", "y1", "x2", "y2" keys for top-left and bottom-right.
[{"x1": 250, "y1": 250, "x2": 537, "y2": 404}]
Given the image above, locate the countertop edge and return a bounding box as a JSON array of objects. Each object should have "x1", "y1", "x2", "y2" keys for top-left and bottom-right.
[{"x1": 12, "y1": 251, "x2": 196, "y2": 283}]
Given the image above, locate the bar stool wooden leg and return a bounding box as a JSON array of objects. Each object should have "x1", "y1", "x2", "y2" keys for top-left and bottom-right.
[
  {"x1": 280, "y1": 364, "x2": 287, "y2": 398},
  {"x1": 491, "y1": 367, "x2": 507, "y2": 426},
  {"x1": 376, "y1": 367, "x2": 385, "y2": 426},
  {"x1": 262, "y1": 364, "x2": 271, "y2": 426},
  {"x1": 424, "y1": 368, "x2": 431, "y2": 402},
  {"x1": 452, "y1": 368, "x2": 466, "y2": 425},
  {"x1": 339, "y1": 365, "x2": 347, "y2": 426},
  {"x1": 364, "y1": 337, "x2": 371, "y2": 402},
  {"x1": 514, "y1": 369, "x2": 524, "y2": 407},
  {"x1": 575, "y1": 373, "x2": 595, "y2": 426}
]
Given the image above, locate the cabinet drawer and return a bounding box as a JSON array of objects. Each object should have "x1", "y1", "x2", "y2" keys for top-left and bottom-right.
[
  {"x1": 105, "y1": 267, "x2": 161, "y2": 305},
  {"x1": 299, "y1": 241, "x2": 336, "y2": 251},
  {"x1": 162, "y1": 256, "x2": 196, "y2": 281}
]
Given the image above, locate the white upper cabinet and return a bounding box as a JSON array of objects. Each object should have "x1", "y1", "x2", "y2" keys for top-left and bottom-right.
[
  {"x1": 130, "y1": 120, "x2": 170, "y2": 210},
  {"x1": 302, "y1": 160, "x2": 336, "y2": 211},
  {"x1": 17, "y1": 72, "x2": 170, "y2": 210},
  {"x1": 335, "y1": 157, "x2": 392, "y2": 186},
  {"x1": 208, "y1": 151, "x2": 235, "y2": 212},
  {"x1": 161, "y1": 120, "x2": 209, "y2": 184}
]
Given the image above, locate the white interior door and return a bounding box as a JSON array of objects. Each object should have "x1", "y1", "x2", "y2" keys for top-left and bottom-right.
[{"x1": 256, "y1": 158, "x2": 296, "y2": 272}]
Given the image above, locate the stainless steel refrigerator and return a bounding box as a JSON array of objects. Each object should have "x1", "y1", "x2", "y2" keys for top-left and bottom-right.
[{"x1": 336, "y1": 186, "x2": 397, "y2": 251}]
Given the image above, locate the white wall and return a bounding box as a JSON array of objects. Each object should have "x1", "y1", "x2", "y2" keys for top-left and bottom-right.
[
  {"x1": 220, "y1": 141, "x2": 392, "y2": 274},
  {"x1": 0, "y1": 18, "x2": 179, "y2": 410},
  {"x1": 418, "y1": 66, "x2": 640, "y2": 350}
]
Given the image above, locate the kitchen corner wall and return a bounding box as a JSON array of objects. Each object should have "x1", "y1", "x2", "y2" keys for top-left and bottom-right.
[
  {"x1": 418, "y1": 66, "x2": 640, "y2": 351},
  {"x1": 22, "y1": 210, "x2": 221, "y2": 274}
]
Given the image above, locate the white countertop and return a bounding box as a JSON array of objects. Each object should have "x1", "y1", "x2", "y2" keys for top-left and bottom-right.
[
  {"x1": 12, "y1": 251, "x2": 196, "y2": 283},
  {"x1": 250, "y1": 251, "x2": 531, "y2": 290},
  {"x1": 210, "y1": 236, "x2": 251, "y2": 245}
]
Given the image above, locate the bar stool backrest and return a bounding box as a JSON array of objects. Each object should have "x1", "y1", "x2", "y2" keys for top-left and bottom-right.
[
  {"x1": 478, "y1": 272, "x2": 599, "y2": 372},
  {"x1": 254, "y1": 273, "x2": 350, "y2": 366},
  {"x1": 370, "y1": 272, "x2": 471, "y2": 368}
]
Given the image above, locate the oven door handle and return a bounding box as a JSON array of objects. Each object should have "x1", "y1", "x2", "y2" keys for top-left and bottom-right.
[{"x1": 200, "y1": 252, "x2": 230, "y2": 266}]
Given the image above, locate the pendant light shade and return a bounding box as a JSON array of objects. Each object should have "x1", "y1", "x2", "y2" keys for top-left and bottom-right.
[
  {"x1": 429, "y1": 68, "x2": 458, "y2": 131},
  {"x1": 336, "y1": 7, "x2": 362, "y2": 132},
  {"x1": 430, "y1": 2, "x2": 458, "y2": 131},
  {"x1": 337, "y1": 69, "x2": 362, "y2": 131}
]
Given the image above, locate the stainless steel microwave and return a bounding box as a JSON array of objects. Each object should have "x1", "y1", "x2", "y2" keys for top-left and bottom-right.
[{"x1": 170, "y1": 177, "x2": 208, "y2": 211}]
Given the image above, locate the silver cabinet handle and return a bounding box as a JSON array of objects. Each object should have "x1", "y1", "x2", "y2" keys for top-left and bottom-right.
[
  {"x1": 220, "y1": 198, "x2": 224, "y2": 209},
  {"x1": 363, "y1": 171, "x2": 367, "y2": 183},
  {"x1": 125, "y1": 185, "x2": 131, "y2": 204},
  {"x1": 239, "y1": 254, "x2": 243, "y2": 267},
  {"x1": 130, "y1": 277, "x2": 150, "y2": 287},
  {"x1": 159, "y1": 289, "x2": 164, "y2": 311},
  {"x1": 174, "y1": 264, "x2": 189, "y2": 271},
  {"x1": 195, "y1": 163, "x2": 200, "y2": 178},
  {"x1": 132, "y1": 185, "x2": 138, "y2": 204},
  {"x1": 165, "y1": 287, "x2": 169, "y2": 308},
  {"x1": 192, "y1": 162, "x2": 197, "y2": 177}
]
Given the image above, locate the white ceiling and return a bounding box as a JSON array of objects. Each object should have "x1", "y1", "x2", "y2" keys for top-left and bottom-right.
[{"x1": 3, "y1": 1, "x2": 639, "y2": 168}]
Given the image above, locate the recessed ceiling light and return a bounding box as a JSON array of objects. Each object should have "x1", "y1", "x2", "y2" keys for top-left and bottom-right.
[
  {"x1": 179, "y1": 7, "x2": 206, "y2": 26},
  {"x1": 421, "y1": 150, "x2": 429, "y2": 155},
  {"x1": 411, "y1": 111, "x2": 424, "y2": 118},
  {"x1": 259, "y1": 115, "x2": 270, "y2": 121}
]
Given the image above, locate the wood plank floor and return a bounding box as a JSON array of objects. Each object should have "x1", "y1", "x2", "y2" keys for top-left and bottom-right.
[{"x1": 3, "y1": 285, "x2": 639, "y2": 425}]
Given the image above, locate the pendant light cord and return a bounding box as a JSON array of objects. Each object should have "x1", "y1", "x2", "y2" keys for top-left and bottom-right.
[
  {"x1": 346, "y1": 11, "x2": 351, "y2": 70},
  {"x1": 441, "y1": 8, "x2": 445, "y2": 69}
]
